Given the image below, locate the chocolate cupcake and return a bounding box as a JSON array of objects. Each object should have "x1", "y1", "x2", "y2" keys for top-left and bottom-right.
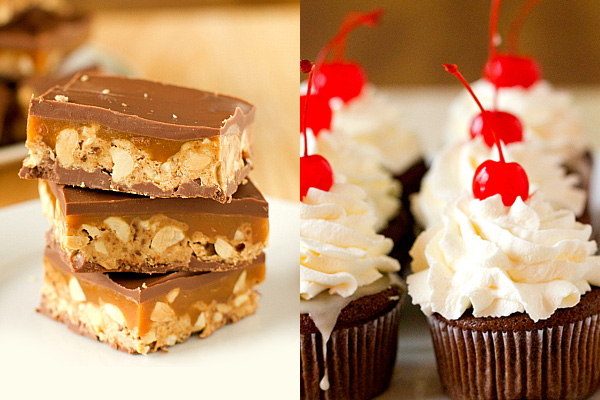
[
  {"x1": 408, "y1": 192, "x2": 600, "y2": 400},
  {"x1": 300, "y1": 179, "x2": 404, "y2": 400}
]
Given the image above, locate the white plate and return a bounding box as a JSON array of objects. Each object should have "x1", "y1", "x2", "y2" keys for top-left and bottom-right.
[{"x1": 0, "y1": 197, "x2": 299, "y2": 399}]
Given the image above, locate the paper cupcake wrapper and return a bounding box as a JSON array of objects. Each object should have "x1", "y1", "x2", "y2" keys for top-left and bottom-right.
[
  {"x1": 301, "y1": 300, "x2": 403, "y2": 400},
  {"x1": 429, "y1": 313, "x2": 600, "y2": 400}
]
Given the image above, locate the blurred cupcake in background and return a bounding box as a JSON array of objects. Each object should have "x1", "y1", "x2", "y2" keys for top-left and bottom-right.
[
  {"x1": 444, "y1": 0, "x2": 592, "y2": 191},
  {"x1": 413, "y1": 63, "x2": 587, "y2": 231},
  {"x1": 304, "y1": 9, "x2": 424, "y2": 268},
  {"x1": 412, "y1": 135, "x2": 586, "y2": 229}
]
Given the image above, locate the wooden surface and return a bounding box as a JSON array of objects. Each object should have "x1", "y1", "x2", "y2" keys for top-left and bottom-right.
[{"x1": 0, "y1": 4, "x2": 299, "y2": 208}]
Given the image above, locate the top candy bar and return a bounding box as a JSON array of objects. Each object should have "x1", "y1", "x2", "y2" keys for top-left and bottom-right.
[{"x1": 20, "y1": 74, "x2": 255, "y2": 202}]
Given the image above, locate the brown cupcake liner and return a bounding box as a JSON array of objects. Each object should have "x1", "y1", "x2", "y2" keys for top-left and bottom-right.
[
  {"x1": 429, "y1": 312, "x2": 600, "y2": 400},
  {"x1": 300, "y1": 300, "x2": 403, "y2": 400}
]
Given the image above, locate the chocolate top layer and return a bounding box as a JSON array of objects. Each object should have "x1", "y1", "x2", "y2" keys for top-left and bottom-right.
[
  {"x1": 0, "y1": 8, "x2": 90, "y2": 50},
  {"x1": 45, "y1": 242, "x2": 265, "y2": 303},
  {"x1": 47, "y1": 179, "x2": 268, "y2": 217},
  {"x1": 30, "y1": 73, "x2": 255, "y2": 140}
]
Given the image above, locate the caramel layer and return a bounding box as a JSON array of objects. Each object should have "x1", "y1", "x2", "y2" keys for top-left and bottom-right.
[
  {"x1": 44, "y1": 244, "x2": 265, "y2": 336},
  {"x1": 28, "y1": 116, "x2": 210, "y2": 162}
]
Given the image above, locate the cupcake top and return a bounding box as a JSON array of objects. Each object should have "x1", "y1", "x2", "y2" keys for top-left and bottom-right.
[
  {"x1": 330, "y1": 85, "x2": 423, "y2": 175},
  {"x1": 411, "y1": 136, "x2": 586, "y2": 228},
  {"x1": 300, "y1": 176, "x2": 402, "y2": 391},
  {"x1": 301, "y1": 178, "x2": 400, "y2": 300},
  {"x1": 445, "y1": 79, "x2": 586, "y2": 163},
  {"x1": 313, "y1": 130, "x2": 400, "y2": 231},
  {"x1": 408, "y1": 192, "x2": 600, "y2": 322}
]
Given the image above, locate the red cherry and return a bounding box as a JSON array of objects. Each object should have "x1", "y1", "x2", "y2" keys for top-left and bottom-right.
[
  {"x1": 445, "y1": 63, "x2": 529, "y2": 206},
  {"x1": 300, "y1": 60, "x2": 334, "y2": 200},
  {"x1": 473, "y1": 160, "x2": 529, "y2": 206},
  {"x1": 470, "y1": 110, "x2": 523, "y2": 147},
  {"x1": 485, "y1": 0, "x2": 542, "y2": 89},
  {"x1": 300, "y1": 94, "x2": 332, "y2": 136},
  {"x1": 312, "y1": 9, "x2": 382, "y2": 103},
  {"x1": 314, "y1": 61, "x2": 366, "y2": 103},
  {"x1": 484, "y1": 54, "x2": 541, "y2": 89},
  {"x1": 301, "y1": 155, "x2": 334, "y2": 200},
  {"x1": 444, "y1": 63, "x2": 524, "y2": 145}
]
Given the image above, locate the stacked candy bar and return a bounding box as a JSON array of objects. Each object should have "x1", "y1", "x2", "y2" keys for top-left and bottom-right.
[
  {"x1": 20, "y1": 73, "x2": 269, "y2": 354},
  {"x1": 0, "y1": 0, "x2": 90, "y2": 144}
]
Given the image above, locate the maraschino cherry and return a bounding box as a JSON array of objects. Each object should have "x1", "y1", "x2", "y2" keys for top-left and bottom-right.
[
  {"x1": 300, "y1": 60, "x2": 334, "y2": 200},
  {"x1": 483, "y1": 0, "x2": 542, "y2": 89},
  {"x1": 470, "y1": 111, "x2": 522, "y2": 147},
  {"x1": 313, "y1": 9, "x2": 383, "y2": 103},
  {"x1": 445, "y1": 64, "x2": 529, "y2": 206},
  {"x1": 448, "y1": 62, "x2": 523, "y2": 146}
]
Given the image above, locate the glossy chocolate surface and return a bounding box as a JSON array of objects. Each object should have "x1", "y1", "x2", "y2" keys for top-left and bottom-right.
[
  {"x1": 30, "y1": 73, "x2": 255, "y2": 139},
  {"x1": 46, "y1": 179, "x2": 268, "y2": 217}
]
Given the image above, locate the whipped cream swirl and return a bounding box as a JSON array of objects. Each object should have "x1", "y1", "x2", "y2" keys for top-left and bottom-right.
[
  {"x1": 445, "y1": 79, "x2": 587, "y2": 163},
  {"x1": 301, "y1": 181, "x2": 400, "y2": 300},
  {"x1": 314, "y1": 130, "x2": 400, "y2": 231},
  {"x1": 408, "y1": 193, "x2": 600, "y2": 322},
  {"x1": 411, "y1": 136, "x2": 586, "y2": 228},
  {"x1": 331, "y1": 86, "x2": 423, "y2": 175}
]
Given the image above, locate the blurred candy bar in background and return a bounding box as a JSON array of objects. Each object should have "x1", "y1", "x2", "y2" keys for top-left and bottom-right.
[{"x1": 0, "y1": 0, "x2": 91, "y2": 145}]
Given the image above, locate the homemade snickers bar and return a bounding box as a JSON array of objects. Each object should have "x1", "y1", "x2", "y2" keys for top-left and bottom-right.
[
  {"x1": 0, "y1": 7, "x2": 89, "y2": 79},
  {"x1": 39, "y1": 179, "x2": 268, "y2": 273},
  {"x1": 20, "y1": 74, "x2": 255, "y2": 202},
  {"x1": 40, "y1": 242, "x2": 266, "y2": 354}
]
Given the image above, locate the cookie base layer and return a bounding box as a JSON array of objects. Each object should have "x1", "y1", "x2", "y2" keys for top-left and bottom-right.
[
  {"x1": 429, "y1": 287, "x2": 600, "y2": 400},
  {"x1": 39, "y1": 290, "x2": 260, "y2": 355},
  {"x1": 300, "y1": 287, "x2": 405, "y2": 400}
]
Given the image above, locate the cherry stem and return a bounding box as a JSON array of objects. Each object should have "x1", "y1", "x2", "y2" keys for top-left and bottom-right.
[
  {"x1": 507, "y1": 0, "x2": 542, "y2": 54},
  {"x1": 301, "y1": 59, "x2": 315, "y2": 158},
  {"x1": 443, "y1": 63, "x2": 506, "y2": 163},
  {"x1": 314, "y1": 9, "x2": 383, "y2": 73},
  {"x1": 489, "y1": 0, "x2": 502, "y2": 58}
]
